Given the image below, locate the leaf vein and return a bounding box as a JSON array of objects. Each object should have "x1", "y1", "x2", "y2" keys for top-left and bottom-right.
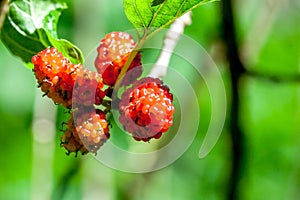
[
  {"x1": 148, "y1": 0, "x2": 155, "y2": 13},
  {"x1": 2, "y1": 30, "x2": 39, "y2": 55},
  {"x1": 175, "y1": 0, "x2": 186, "y2": 17},
  {"x1": 147, "y1": 0, "x2": 164, "y2": 28},
  {"x1": 8, "y1": 16, "x2": 41, "y2": 42},
  {"x1": 12, "y1": 3, "x2": 32, "y2": 18},
  {"x1": 134, "y1": 0, "x2": 147, "y2": 28}
]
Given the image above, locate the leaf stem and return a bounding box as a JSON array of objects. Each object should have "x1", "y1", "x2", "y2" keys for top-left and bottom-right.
[{"x1": 116, "y1": 34, "x2": 147, "y2": 85}]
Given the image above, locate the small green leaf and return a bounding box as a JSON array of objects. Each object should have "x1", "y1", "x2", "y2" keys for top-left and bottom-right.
[
  {"x1": 45, "y1": 30, "x2": 84, "y2": 64},
  {"x1": 124, "y1": 0, "x2": 216, "y2": 37},
  {"x1": 0, "y1": 0, "x2": 67, "y2": 65}
]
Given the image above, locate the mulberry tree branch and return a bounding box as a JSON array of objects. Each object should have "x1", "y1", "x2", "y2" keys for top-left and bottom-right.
[
  {"x1": 0, "y1": 0, "x2": 10, "y2": 30},
  {"x1": 222, "y1": 0, "x2": 246, "y2": 199},
  {"x1": 148, "y1": 11, "x2": 192, "y2": 78}
]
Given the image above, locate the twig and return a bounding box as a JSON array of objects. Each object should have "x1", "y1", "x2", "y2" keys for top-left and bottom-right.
[
  {"x1": 0, "y1": 0, "x2": 10, "y2": 30},
  {"x1": 148, "y1": 11, "x2": 192, "y2": 78},
  {"x1": 222, "y1": 0, "x2": 245, "y2": 199}
]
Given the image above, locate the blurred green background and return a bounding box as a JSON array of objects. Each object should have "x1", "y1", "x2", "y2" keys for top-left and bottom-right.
[{"x1": 0, "y1": 0, "x2": 300, "y2": 199}]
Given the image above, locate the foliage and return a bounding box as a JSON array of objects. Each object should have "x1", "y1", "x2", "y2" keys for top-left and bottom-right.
[
  {"x1": 0, "y1": 0, "x2": 215, "y2": 69},
  {"x1": 124, "y1": 0, "x2": 216, "y2": 37},
  {"x1": 0, "y1": 0, "x2": 83, "y2": 67},
  {"x1": 1, "y1": 0, "x2": 298, "y2": 200}
]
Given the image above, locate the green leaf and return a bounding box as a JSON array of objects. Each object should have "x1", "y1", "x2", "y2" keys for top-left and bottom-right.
[
  {"x1": 124, "y1": 0, "x2": 216, "y2": 36},
  {"x1": 44, "y1": 29, "x2": 84, "y2": 64},
  {"x1": 0, "y1": 0, "x2": 83, "y2": 67}
]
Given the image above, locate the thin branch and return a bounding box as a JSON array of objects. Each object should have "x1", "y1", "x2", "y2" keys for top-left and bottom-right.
[
  {"x1": 148, "y1": 11, "x2": 192, "y2": 78},
  {"x1": 0, "y1": 0, "x2": 10, "y2": 30},
  {"x1": 222, "y1": 0, "x2": 245, "y2": 199}
]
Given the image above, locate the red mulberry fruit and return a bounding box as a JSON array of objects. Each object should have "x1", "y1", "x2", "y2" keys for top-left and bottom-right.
[
  {"x1": 94, "y1": 32, "x2": 142, "y2": 86},
  {"x1": 72, "y1": 68, "x2": 107, "y2": 108},
  {"x1": 119, "y1": 77, "x2": 175, "y2": 142},
  {"x1": 32, "y1": 47, "x2": 107, "y2": 109},
  {"x1": 32, "y1": 47, "x2": 83, "y2": 108},
  {"x1": 61, "y1": 109, "x2": 110, "y2": 155}
]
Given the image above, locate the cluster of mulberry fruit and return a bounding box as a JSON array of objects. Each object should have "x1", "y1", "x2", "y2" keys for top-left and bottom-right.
[
  {"x1": 31, "y1": 31, "x2": 175, "y2": 156},
  {"x1": 32, "y1": 47, "x2": 110, "y2": 155}
]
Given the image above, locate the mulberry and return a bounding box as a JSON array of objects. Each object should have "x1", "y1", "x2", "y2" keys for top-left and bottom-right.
[
  {"x1": 32, "y1": 47, "x2": 107, "y2": 109},
  {"x1": 119, "y1": 77, "x2": 175, "y2": 142},
  {"x1": 72, "y1": 68, "x2": 107, "y2": 108},
  {"x1": 94, "y1": 32, "x2": 142, "y2": 86},
  {"x1": 32, "y1": 47, "x2": 83, "y2": 108},
  {"x1": 61, "y1": 109, "x2": 110, "y2": 155}
]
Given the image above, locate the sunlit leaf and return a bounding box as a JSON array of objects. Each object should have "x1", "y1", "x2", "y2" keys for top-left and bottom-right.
[
  {"x1": 124, "y1": 0, "x2": 216, "y2": 36},
  {"x1": 0, "y1": 0, "x2": 84, "y2": 67},
  {"x1": 45, "y1": 30, "x2": 84, "y2": 64}
]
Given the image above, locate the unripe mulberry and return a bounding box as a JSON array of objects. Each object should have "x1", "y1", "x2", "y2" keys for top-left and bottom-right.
[
  {"x1": 119, "y1": 77, "x2": 175, "y2": 142},
  {"x1": 94, "y1": 32, "x2": 142, "y2": 86},
  {"x1": 61, "y1": 109, "x2": 110, "y2": 155}
]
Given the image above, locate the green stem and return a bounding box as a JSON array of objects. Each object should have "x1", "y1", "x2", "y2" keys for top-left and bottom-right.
[{"x1": 117, "y1": 35, "x2": 147, "y2": 84}]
